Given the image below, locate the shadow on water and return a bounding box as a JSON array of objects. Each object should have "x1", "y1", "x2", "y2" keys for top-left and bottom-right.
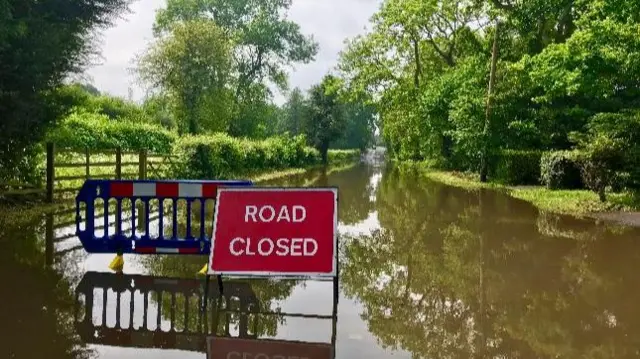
[
  {"x1": 6, "y1": 162, "x2": 640, "y2": 358},
  {"x1": 0, "y1": 210, "x2": 92, "y2": 359}
]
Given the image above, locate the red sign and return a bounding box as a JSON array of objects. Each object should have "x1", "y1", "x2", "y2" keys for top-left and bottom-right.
[
  {"x1": 207, "y1": 337, "x2": 333, "y2": 359},
  {"x1": 208, "y1": 187, "x2": 338, "y2": 277}
]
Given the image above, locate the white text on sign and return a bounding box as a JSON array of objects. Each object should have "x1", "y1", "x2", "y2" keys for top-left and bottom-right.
[
  {"x1": 244, "y1": 205, "x2": 307, "y2": 223},
  {"x1": 231, "y1": 205, "x2": 317, "y2": 258},
  {"x1": 230, "y1": 238, "x2": 317, "y2": 257}
]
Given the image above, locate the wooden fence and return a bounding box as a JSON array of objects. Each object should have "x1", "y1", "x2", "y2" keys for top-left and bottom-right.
[{"x1": 1, "y1": 143, "x2": 177, "y2": 203}]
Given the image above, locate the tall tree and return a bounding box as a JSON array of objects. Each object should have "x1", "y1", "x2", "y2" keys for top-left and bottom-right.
[
  {"x1": 282, "y1": 87, "x2": 307, "y2": 136},
  {"x1": 337, "y1": 0, "x2": 487, "y2": 162},
  {"x1": 153, "y1": 0, "x2": 319, "y2": 136},
  {"x1": 332, "y1": 101, "x2": 377, "y2": 152},
  {"x1": 305, "y1": 75, "x2": 346, "y2": 164},
  {"x1": 0, "y1": 0, "x2": 131, "y2": 184},
  {"x1": 138, "y1": 19, "x2": 234, "y2": 134}
]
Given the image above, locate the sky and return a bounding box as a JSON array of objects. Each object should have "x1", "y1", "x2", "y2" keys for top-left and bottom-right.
[{"x1": 84, "y1": 0, "x2": 383, "y2": 105}]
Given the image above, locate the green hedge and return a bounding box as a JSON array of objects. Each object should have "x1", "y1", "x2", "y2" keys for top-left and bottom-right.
[
  {"x1": 540, "y1": 150, "x2": 584, "y2": 190},
  {"x1": 46, "y1": 111, "x2": 361, "y2": 180},
  {"x1": 47, "y1": 109, "x2": 176, "y2": 153},
  {"x1": 328, "y1": 149, "x2": 361, "y2": 164},
  {"x1": 172, "y1": 134, "x2": 322, "y2": 179},
  {"x1": 492, "y1": 150, "x2": 542, "y2": 185}
]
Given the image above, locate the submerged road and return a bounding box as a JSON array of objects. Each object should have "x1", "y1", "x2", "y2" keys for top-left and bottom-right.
[{"x1": 4, "y1": 159, "x2": 640, "y2": 359}]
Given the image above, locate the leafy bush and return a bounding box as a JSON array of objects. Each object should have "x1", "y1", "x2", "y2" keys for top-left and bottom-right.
[
  {"x1": 575, "y1": 135, "x2": 624, "y2": 202},
  {"x1": 87, "y1": 95, "x2": 144, "y2": 120},
  {"x1": 0, "y1": 143, "x2": 45, "y2": 187},
  {"x1": 328, "y1": 149, "x2": 361, "y2": 164},
  {"x1": 172, "y1": 133, "x2": 322, "y2": 179},
  {"x1": 46, "y1": 109, "x2": 176, "y2": 153},
  {"x1": 491, "y1": 150, "x2": 542, "y2": 185},
  {"x1": 581, "y1": 111, "x2": 640, "y2": 191},
  {"x1": 540, "y1": 151, "x2": 583, "y2": 189}
]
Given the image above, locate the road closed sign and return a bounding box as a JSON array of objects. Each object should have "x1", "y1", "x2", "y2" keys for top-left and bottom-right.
[{"x1": 208, "y1": 187, "x2": 338, "y2": 277}]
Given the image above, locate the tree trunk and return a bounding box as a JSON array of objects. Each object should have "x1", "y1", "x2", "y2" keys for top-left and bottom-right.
[
  {"x1": 480, "y1": 21, "x2": 500, "y2": 183},
  {"x1": 598, "y1": 186, "x2": 607, "y2": 202},
  {"x1": 412, "y1": 35, "x2": 421, "y2": 89},
  {"x1": 321, "y1": 146, "x2": 329, "y2": 165}
]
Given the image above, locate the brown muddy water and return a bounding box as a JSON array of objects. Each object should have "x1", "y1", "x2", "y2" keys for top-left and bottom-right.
[{"x1": 3, "y1": 162, "x2": 640, "y2": 359}]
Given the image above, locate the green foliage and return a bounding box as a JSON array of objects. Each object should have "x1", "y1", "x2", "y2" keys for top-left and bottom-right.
[
  {"x1": 305, "y1": 75, "x2": 348, "y2": 163},
  {"x1": 138, "y1": 19, "x2": 234, "y2": 135},
  {"x1": 0, "y1": 0, "x2": 131, "y2": 184},
  {"x1": 154, "y1": 0, "x2": 318, "y2": 93},
  {"x1": 491, "y1": 150, "x2": 542, "y2": 185},
  {"x1": 567, "y1": 111, "x2": 640, "y2": 200},
  {"x1": 582, "y1": 111, "x2": 640, "y2": 189},
  {"x1": 54, "y1": 83, "x2": 146, "y2": 121},
  {"x1": 152, "y1": 0, "x2": 318, "y2": 137},
  {"x1": 575, "y1": 136, "x2": 623, "y2": 202},
  {"x1": 142, "y1": 94, "x2": 177, "y2": 130},
  {"x1": 277, "y1": 85, "x2": 376, "y2": 153},
  {"x1": 231, "y1": 92, "x2": 282, "y2": 138},
  {"x1": 281, "y1": 88, "x2": 307, "y2": 136},
  {"x1": 331, "y1": 101, "x2": 377, "y2": 151},
  {"x1": 172, "y1": 133, "x2": 320, "y2": 179},
  {"x1": 337, "y1": 0, "x2": 640, "y2": 184},
  {"x1": 540, "y1": 151, "x2": 583, "y2": 190},
  {"x1": 87, "y1": 95, "x2": 144, "y2": 120},
  {"x1": 328, "y1": 150, "x2": 361, "y2": 165},
  {"x1": 46, "y1": 109, "x2": 176, "y2": 153},
  {"x1": 447, "y1": 56, "x2": 491, "y2": 171}
]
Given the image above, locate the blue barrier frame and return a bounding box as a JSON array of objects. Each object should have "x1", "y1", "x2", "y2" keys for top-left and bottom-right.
[{"x1": 75, "y1": 179, "x2": 253, "y2": 254}]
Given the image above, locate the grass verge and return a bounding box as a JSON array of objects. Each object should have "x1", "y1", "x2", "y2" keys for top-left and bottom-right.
[{"x1": 422, "y1": 169, "x2": 640, "y2": 216}]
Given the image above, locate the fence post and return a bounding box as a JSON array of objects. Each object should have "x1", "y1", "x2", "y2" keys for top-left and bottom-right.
[
  {"x1": 139, "y1": 150, "x2": 148, "y2": 180},
  {"x1": 45, "y1": 212, "x2": 54, "y2": 267},
  {"x1": 116, "y1": 147, "x2": 122, "y2": 180},
  {"x1": 85, "y1": 148, "x2": 90, "y2": 179},
  {"x1": 46, "y1": 142, "x2": 55, "y2": 203}
]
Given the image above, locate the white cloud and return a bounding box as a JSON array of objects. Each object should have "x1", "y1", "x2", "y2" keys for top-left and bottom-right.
[{"x1": 84, "y1": 0, "x2": 381, "y2": 105}]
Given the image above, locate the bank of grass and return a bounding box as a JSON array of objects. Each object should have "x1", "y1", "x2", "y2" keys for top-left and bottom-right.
[{"x1": 421, "y1": 168, "x2": 640, "y2": 216}]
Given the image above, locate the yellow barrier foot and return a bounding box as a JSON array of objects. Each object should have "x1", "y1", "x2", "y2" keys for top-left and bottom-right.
[
  {"x1": 197, "y1": 263, "x2": 208, "y2": 275},
  {"x1": 108, "y1": 254, "x2": 124, "y2": 273}
]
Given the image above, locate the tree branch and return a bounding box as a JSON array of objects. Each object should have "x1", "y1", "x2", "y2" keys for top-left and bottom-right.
[
  {"x1": 490, "y1": 0, "x2": 514, "y2": 11},
  {"x1": 426, "y1": 35, "x2": 455, "y2": 67}
]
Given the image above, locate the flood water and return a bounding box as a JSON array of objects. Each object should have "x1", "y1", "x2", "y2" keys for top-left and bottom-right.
[{"x1": 4, "y1": 162, "x2": 640, "y2": 359}]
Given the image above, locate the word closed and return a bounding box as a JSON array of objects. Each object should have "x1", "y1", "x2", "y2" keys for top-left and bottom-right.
[
  {"x1": 208, "y1": 337, "x2": 333, "y2": 359},
  {"x1": 208, "y1": 187, "x2": 338, "y2": 276}
]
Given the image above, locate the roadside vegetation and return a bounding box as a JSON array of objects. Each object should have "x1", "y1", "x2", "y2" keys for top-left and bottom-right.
[
  {"x1": 1, "y1": 0, "x2": 373, "y2": 204},
  {"x1": 419, "y1": 167, "x2": 640, "y2": 216},
  {"x1": 335, "y1": 0, "x2": 640, "y2": 214}
]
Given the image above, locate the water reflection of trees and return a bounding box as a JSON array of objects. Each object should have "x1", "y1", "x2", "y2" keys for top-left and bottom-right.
[
  {"x1": 314, "y1": 164, "x2": 375, "y2": 225},
  {"x1": 0, "y1": 211, "x2": 91, "y2": 359},
  {"x1": 262, "y1": 164, "x2": 376, "y2": 225},
  {"x1": 342, "y1": 165, "x2": 640, "y2": 359}
]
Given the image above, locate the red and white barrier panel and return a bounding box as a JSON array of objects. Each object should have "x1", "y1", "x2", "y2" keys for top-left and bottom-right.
[{"x1": 110, "y1": 182, "x2": 220, "y2": 198}]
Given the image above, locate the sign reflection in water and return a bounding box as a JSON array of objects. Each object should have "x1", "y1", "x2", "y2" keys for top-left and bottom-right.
[{"x1": 73, "y1": 271, "x2": 337, "y2": 357}]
